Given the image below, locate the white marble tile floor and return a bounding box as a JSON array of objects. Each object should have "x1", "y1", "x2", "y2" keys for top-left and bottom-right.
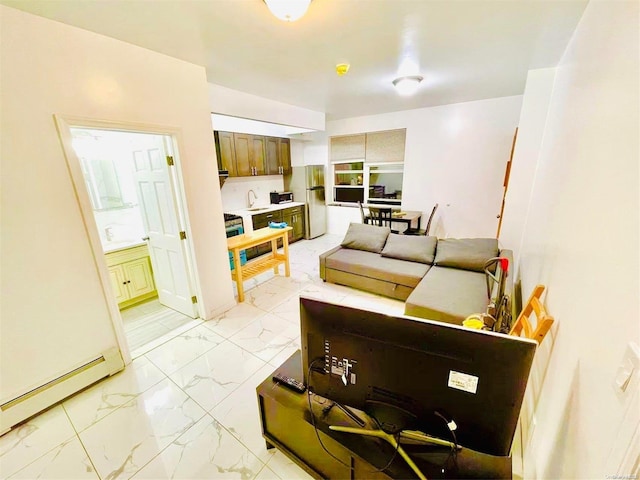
[
  {"x1": 121, "y1": 298, "x2": 202, "y2": 359},
  {"x1": 0, "y1": 233, "x2": 408, "y2": 479}
]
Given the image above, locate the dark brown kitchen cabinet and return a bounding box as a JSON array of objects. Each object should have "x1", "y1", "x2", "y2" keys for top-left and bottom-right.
[
  {"x1": 281, "y1": 205, "x2": 304, "y2": 243},
  {"x1": 265, "y1": 136, "x2": 280, "y2": 175},
  {"x1": 249, "y1": 210, "x2": 284, "y2": 259},
  {"x1": 279, "y1": 138, "x2": 291, "y2": 175},
  {"x1": 266, "y1": 136, "x2": 291, "y2": 175},
  {"x1": 246, "y1": 205, "x2": 305, "y2": 260},
  {"x1": 234, "y1": 133, "x2": 266, "y2": 177},
  {"x1": 251, "y1": 135, "x2": 267, "y2": 175},
  {"x1": 214, "y1": 131, "x2": 237, "y2": 176},
  {"x1": 214, "y1": 131, "x2": 289, "y2": 177}
]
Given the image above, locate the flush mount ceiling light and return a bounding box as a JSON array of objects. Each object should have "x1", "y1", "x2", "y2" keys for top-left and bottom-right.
[
  {"x1": 392, "y1": 75, "x2": 424, "y2": 96},
  {"x1": 264, "y1": 0, "x2": 312, "y2": 22}
]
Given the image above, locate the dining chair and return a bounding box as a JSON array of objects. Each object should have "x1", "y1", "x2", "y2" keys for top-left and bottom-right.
[
  {"x1": 404, "y1": 203, "x2": 439, "y2": 236},
  {"x1": 368, "y1": 206, "x2": 398, "y2": 233},
  {"x1": 509, "y1": 284, "x2": 555, "y2": 345},
  {"x1": 357, "y1": 201, "x2": 367, "y2": 224}
]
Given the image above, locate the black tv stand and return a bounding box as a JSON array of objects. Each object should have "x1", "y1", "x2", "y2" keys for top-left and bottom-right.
[
  {"x1": 330, "y1": 400, "x2": 460, "y2": 480},
  {"x1": 329, "y1": 423, "x2": 457, "y2": 480},
  {"x1": 257, "y1": 350, "x2": 513, "y2": 480}
]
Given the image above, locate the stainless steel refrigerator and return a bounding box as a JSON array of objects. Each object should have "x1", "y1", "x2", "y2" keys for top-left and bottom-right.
[{"x1": 285, "y1": 165, "x2": 326, "y2": 239}]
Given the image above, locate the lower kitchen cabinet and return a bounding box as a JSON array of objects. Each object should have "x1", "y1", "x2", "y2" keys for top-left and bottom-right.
[
  {"x1": 105, "y1": 244, "x2": 157, "y2": 308},
  {"x1": 282, "y1": 205, "x2": 305, "y2": 243},
  {"x1": 246, "y1": 206, "x2": 306, "y2": 261},
  {"x1": 250, "y1": 210, "x2": 283, "y2": 259}
]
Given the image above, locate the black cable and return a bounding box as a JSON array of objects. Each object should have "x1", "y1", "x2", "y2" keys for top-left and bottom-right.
[
  {"x1": 307, "y1": 358, "x2": 354, "y2": 470},
  {"x1": 306, "y1": 358, "x2": 403, "y2": 476},
  {"x1": 434, "y1": 411, "x2": 459, "y2": 475}
]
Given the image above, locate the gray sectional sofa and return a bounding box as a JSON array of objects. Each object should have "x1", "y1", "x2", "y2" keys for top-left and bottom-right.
[{"x1": 319, "y1": 223, "x2": 512, "y2": 325}]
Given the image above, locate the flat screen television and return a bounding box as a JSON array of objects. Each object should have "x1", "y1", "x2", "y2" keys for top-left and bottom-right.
[{"x1": 300, "y1": 296, "x2": 537, "y2": 457}]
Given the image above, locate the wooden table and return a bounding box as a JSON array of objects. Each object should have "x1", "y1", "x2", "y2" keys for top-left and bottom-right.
[
  {"x1": 365, "y1": 210, "x2": 422, "y2": 231},
  {"x1": 227, "y1": 226, "x2": 292, "y2": 302}
]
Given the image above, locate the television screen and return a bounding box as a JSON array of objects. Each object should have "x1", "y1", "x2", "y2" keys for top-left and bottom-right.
[{"x1": 300, "y1": 296, "x2": 536, "y2": 457}]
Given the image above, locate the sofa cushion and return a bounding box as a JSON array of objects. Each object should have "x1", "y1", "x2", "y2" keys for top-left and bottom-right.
[
  {"x1": 325, "y1": 248, "x2": 430, "y2": 288},
  {"x1": 405, "y1": 266, "x2": 489, "y2": 324},
  {"x1": 434, "y1": 238, "x2": 499, "y2": 272},
  {"x1": 340, "y1": 222, "x2": 390, "y2": 253},
  {"x1": 381, "y1": 234, "x2": 437, "y2": 265}
]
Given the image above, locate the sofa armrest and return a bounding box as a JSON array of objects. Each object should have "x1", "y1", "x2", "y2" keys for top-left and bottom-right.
[{"x1": 319, "y1": 245, "x2": 344, "y2": 280}]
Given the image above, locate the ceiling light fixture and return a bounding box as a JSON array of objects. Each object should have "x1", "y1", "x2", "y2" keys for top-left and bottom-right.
[
  {"x1": 264, "y1": 0, "x2": 312, "y2": 22},
  {"x1": 392, "y1": 75, "x2": 424, "y2": 96}
]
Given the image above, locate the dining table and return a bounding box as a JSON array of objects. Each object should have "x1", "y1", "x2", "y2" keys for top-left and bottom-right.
[{"x1": 363, "y1": 207, "x2": 422, "y2": 231}]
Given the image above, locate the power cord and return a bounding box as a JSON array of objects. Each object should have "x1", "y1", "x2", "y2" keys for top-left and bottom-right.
[
  {"x1": 434, "y1": 411, "x2": 459, "y2": 475},
  {"x1": 306, "y1": 358, "x2": 402, "y2": 475}
]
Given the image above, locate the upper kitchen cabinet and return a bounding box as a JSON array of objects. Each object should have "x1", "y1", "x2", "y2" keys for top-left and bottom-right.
[
  {"x1": 234, "y1": 133, "x2": 266, "y2": 176},
  {"x1": 214, "y1": 131, "x2": 237, "y2": 176},
  {"x1": 266, "y1": 136, "x2": 291, "y2": 175},
  {"x1": 214, "y1": 131, "x2": 290, "y2": 177},
  {"x1": 279, "y1": 138, "x2": 291, "y2": 175}
]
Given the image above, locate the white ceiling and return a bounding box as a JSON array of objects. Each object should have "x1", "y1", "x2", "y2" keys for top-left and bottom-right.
[{"x1": 2, "y1": 0, "x2": 588, "y2": 121}]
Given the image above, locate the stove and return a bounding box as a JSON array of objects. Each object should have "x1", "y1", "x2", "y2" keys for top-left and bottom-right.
[
  {"x1": 223, "y1": 213, "x2": 247, "y2": 269},
  {"x1": 224, "y1": 213, "x2": 244, "y2": 236},
  {"x1": 224, "y1": 213, "x2": 243, "y2": 223}
]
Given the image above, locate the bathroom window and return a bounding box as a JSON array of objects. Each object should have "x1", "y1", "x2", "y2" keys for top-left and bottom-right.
[{"x1": 72, "y1": 129, "x2": 138, "y2": 211}]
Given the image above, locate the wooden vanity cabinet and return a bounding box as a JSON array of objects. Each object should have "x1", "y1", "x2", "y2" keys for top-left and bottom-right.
[{"x1": 105, "y1": 244, "x2": 156, "y2": 308}]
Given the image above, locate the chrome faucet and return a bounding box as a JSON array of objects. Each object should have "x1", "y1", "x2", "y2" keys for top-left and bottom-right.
[{"x1": 248, "y1": 189, "x2": 258, "y2": 208}]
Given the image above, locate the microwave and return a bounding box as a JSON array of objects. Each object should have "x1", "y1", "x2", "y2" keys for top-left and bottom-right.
[{"x1": 270, "y1": 191, "x2": 294, "y2": 204}]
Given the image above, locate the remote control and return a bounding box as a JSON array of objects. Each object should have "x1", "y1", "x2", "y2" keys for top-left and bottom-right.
[{"x1": 273, "y1": 373, "x2": 306, "y2": 393}]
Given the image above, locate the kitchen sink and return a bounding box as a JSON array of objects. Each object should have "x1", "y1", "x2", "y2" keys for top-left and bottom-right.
[{"x1": 247, "y1": 207, "x2": 270, "y2": 211}]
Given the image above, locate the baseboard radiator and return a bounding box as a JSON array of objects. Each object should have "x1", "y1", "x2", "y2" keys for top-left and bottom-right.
[{"x1": 0, "y1": 347, "x2": 124, "y2": 435}]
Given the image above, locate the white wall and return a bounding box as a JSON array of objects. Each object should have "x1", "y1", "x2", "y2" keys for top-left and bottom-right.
[
  {"x1": 500, "y1": 68, "x2": 557, "y2": 265},
  {"x1": 220, "y1": 176, "x2": 285, "y2": 212},
  {"x1": 209, "y1": 83, "x2": 325, "y2": 131},
  {"x1": 0, "y1": 6, "x2": 234, "y2": 400},
  {"x1": 326, "y1": 96, "x2": 523, "y2": 238},
  {"x1": 210, "y1": 114, "x2": 313, "y2": 137},
  {"x1": 500, "y1": 1, "x2": 639, "y2": 478}
]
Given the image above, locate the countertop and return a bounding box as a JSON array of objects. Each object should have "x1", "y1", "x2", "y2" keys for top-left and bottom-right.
[
  {"x1": 228, "y1": 202, "x2": 305, "y2": 234},
  {"x1": 103, "y1": 241, "x2": 146, "y2": 254},
  {"x1": 227, "y1": 202, "x2": 305, "y2": 217}
]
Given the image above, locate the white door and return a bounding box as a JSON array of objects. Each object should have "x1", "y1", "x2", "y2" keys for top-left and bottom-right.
[{"x1": 132, "y1": 136, "x2": 197, "y2": 318}]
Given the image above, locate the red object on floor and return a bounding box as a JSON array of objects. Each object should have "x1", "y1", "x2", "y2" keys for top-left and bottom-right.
[{"x1": 500, "y1": 257, "x2": 509, "y2": 273}]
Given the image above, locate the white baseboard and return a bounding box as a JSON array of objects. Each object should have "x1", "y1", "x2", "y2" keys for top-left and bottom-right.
[{"x1": 0, "y1": 347, "x2": 124, "y2": 434}]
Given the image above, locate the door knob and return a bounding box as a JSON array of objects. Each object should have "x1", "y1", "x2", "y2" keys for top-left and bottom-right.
[{"x1": 142, "y1": 236, "x2": 150, "y2": 241}]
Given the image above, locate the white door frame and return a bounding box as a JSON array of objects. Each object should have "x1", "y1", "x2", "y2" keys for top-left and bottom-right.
[{"x1": 54, "y1": 115, "x2": 203, "y2": 364}]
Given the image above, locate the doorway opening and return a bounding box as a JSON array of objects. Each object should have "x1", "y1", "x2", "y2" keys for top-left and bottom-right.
[{"x1": 69, "y1": 127, "x2": 200, "y2": 357}]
